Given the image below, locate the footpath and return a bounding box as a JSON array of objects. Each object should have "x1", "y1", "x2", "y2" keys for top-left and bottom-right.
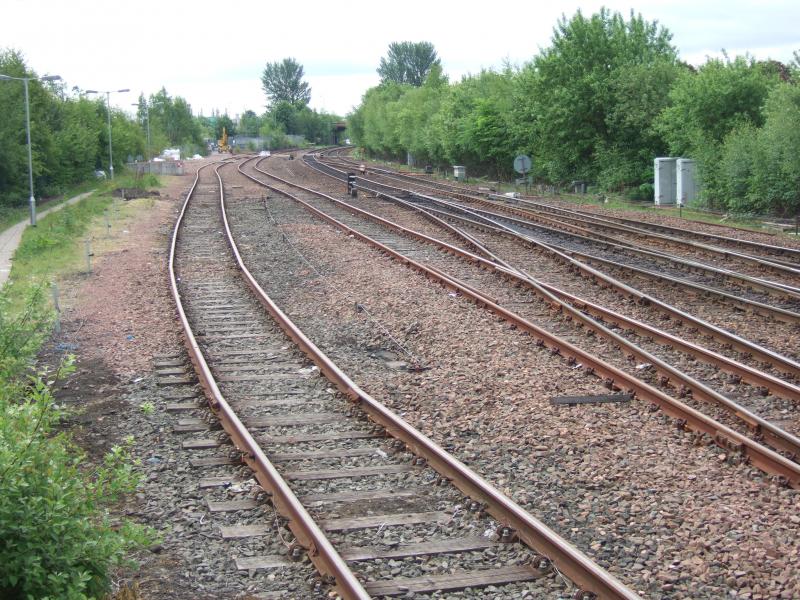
[{"x1": 0, "y1": 191, "x2": 95, "y2": 288}]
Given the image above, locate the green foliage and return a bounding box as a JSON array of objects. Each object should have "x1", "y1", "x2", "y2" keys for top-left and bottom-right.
[
  {"x1": 720, "y1": 84, "x2": 800, "y2": 215},
  {"x1": 378, "y1": 41, "x2": 441, "y2": 87},
  {"x1": 0, "y1": 200, "x2": 154, "y2": 598},
  {"x1": 146, "y1": 87, "x2": 204, "y2": 154},
  {"x1": 262, "y1": 101, "x2": 342, "y2": 145},
  {"x1": 261, "y1": 58, "x2": 311, "y2": 108},
  {"x1": 0, "y1": 49, "x2": 151, "y2": 211},
  {"x1": 238, "y1": 110, "x2": 261, "y2": 137},
  {"x1": 0, "y1": 359, "x2": 152, "y2": 599},
  {"x1": 656, "y1": 55, "x2": 782, "y2": 206},
  {"x1": 515, "y1": 9, "x2": 678, "y2": 185}
]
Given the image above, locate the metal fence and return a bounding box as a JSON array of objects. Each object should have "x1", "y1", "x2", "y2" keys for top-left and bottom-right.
[{"x1": 127, "y1": 161, "x2": 185, "y2": 176}]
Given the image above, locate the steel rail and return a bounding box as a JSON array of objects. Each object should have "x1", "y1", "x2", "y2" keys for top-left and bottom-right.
[
  {"x1": 309, "y1": 157, "x2": 800, "y2": 404},
  {"x1": 170, "y1": 160, "x2": 371, "y2": 600},
  {"x1": 310, "y1": 155, "x2": 800, "y2": 381},
  {"x1": 426, "y1": 197, "x2": 800, "y2": 311},
  {"x1": 318, "y1": 158, "x2": 800, "y2": 321},
  {"x1": 249, "y1": 155, "x2": 800, "y2": 486},
  {"x1": 332, "y1": 156, "x2": 800, "y2": 275},
  {"x1": 226, "y1": 157, "x2": 643, "y2": 599},
  {"x1": 566, "y1": 209, "x2": 800, "y2": 266},
  {"x1": 297, "y1": 157, "x2": 800, "y2": 459},
  {"x1": 492, "y1": 195, "x2": 800, "y2": 277},
  {"x1": 361, "y1": 168, "x2": 800, "y2": 303}
]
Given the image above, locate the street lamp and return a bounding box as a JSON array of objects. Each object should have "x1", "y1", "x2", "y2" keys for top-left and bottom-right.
[
  {"x1": 131, "y1": 101, "x2": 150, "y2": 162},
  {"x1": 86, "y1": 88, "x2": 129, "y2": 179},
  {"x1": 0, "y1": 73, "x2": 62, "y2": 226}
]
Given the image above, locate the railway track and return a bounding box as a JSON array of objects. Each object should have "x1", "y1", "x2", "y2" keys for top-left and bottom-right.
[
  {"x1": 326, "y1": 151, "x2": 800, "y2": 274},
  {"x1": 233, "y1": 153, "x2": 800, "y2": 488},
  {"x1": 312, "y1": 154, "x2": 800, "y2": 364},
  {"x1": 169, "y1": 158, "x2": 641, "y2": 599},
  {"x1": 321, "y1": 159, "x2": 800, "y2": 322}
]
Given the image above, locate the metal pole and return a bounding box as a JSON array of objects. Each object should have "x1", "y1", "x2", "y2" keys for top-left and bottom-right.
[
  {"x1": 106, "y1": 91, "x2": 114, "y2": 179},
  {"x1": 146, "y1": 104, "x2": 151, "y2": 163},
  {"x1": 24, "y1": 78, "x2": 36, "y2": 226}
]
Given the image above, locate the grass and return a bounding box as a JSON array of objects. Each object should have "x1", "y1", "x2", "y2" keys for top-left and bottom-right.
[
  {"x1": 4, "y1": 172, "x2": 162, "y2": 315},
  {"x1": 0, "y1": 180, "x2": 101, "y2": 233}
]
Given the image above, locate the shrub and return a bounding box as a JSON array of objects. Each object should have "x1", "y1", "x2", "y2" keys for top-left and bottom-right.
[
  {"x1": 0, "y1": 288, "x2": 153, "y2": 599},
  {"x1": 0, "y1": 359, "x2": 153, "y2": 599}
]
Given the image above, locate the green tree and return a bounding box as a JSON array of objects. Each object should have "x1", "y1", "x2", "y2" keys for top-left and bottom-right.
[
  {"x1": 214, "y1": 113, "x2": 235, "y2": 139},
  {"x1": 238, "y1": 110, "x2": 261, "y2": 136},
  {"x1": 261, "y1": 58, "x2": 311, "y2": 107},
  {"x1": 514, "y1": 9, "x2": 678, "y2": 185},
  {"x1": 656, "y1": 55, "x2": 782, "y2": 206},
  {"x1": 378, "y1": 41, "x2": 441, "y2": 87},
  {"x1": 720, "y1": 83, "x2": 800, "y2": 215}
]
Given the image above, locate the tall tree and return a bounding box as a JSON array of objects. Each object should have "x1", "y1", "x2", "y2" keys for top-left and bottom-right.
[
  {"x1": 378, "y1": 41, "x2": 441, "y2": 87},
  {"x1": 261, "y1": 58, "x2": 311, "y2": 107},
  {"x1": 515, "y1": 9, "x2": 678, "y2": 185}
]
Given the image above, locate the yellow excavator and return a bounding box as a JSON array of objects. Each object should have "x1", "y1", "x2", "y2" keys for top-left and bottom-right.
[{"x1": 218, "y1": 127, "x2": 231, "y2": 153}]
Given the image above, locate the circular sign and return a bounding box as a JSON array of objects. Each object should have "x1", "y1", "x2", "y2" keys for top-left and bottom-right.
[{"x1": 514, "y1": 155, "x2": 532, "y2": 174}]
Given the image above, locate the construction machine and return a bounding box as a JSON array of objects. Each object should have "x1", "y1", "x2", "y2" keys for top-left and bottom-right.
[{"x1": 218, "y1": 127, "x2": 231, "y2": 153}]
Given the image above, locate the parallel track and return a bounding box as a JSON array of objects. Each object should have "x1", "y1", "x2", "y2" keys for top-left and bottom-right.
[
  {"x1": 169, "y1": 158, "x2": 641, "y2": 599},
  {"x1": 234, "y1": 154, "x2": 800, "y2": 488}
]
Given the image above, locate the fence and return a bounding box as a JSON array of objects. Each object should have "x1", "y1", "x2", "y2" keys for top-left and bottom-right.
[{"x1": 127, "y1": 161, "x2": 184, "y2": 176}]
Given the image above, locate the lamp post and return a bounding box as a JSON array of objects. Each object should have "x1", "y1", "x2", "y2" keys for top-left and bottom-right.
[
  {"x1": 131, "y1": 101, "x2": 150, "y2": 162},
  {"x1": 0, "y1": 73, "x2": 62, "y2": 226},
  {"x1": 86, "y1": 88, "x2": 129, "y2": 179}
]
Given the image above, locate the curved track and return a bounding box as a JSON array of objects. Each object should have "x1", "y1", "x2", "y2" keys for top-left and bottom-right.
[{"x1": 169, "y1": 158, "x2": 640, "y2": 599}]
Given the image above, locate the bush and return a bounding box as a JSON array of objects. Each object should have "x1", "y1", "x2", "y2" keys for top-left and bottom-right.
[
  {"x1": 625, "y1": 182, "x2": 654, "y2": 201},
  {"x1": 0, "y1": 290, "x2": 153, "y2": 599}
]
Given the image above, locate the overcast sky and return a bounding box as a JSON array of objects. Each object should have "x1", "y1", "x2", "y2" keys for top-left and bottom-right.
[{"x1": 2, "y1": 0, "x2": 798, "y2": 118}]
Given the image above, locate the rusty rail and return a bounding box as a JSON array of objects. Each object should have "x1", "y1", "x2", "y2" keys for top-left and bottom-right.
[
  {"x1": 311, "y1": 154, "x2": 800, "y2": 382},
  {"x1": 169, "y1": 161, "x2": 371, "y2": 599},
  {"x1": 282, "y1": 153, "x2": 800, "y2": 484},
  {"x1": 225, "y1": 157, "x2": 644, "y2": 599}
]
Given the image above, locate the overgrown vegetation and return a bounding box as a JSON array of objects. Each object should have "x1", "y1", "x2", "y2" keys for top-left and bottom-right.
[
  {"x1": 349, "y1": 11, "x2": 800, "y2": 215},
  {"x1": 0, "y1": 49, "x2": 203, "y2": 216},
  {"x1": 0, "y1": 188, "x2": 155, "y2": 598}
]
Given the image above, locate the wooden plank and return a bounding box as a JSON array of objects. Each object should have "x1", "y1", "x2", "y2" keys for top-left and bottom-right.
[
  {"x1": 155, "y1": 367, "x2": 185, "y2": 376},
  {"x1": 245, "y1": 413, "x2": 343, "y2": 427},
  {"x1": 264, "y1": 431, "x2": 381, "y2": 444},
  {"x1": 363, "y1": 565, "x2": 545, "y2": 596},
  {"x1": 163, "y1": 390, "x2": 198, "y2": 400},
  {"x1": 206, "y1": 498, "x2": 260, "y2": 512},
  {"x1": 235, "y1": 397, "x2": 324, "y2": 408},
  {"x1": 320, "y1": 511, "x2": 449, "y2": 532},
  {"x1": 284, "y1": 465, "x2": 412, "y2": 481},
  {"x1": 215, "y1": 363, "x2": 297, "y2": 372},
  {"x1": 340, "y1": 536, "x2": 497, "y2": 562},
  {"x1": 219, "y1": 373, "x2": 297, "y2": 382},
  {"x1": 220, "y1": 524, "x2": 270, "y2": 539},
  {"x1": 199, "y1": 476, "x2": 243, "y2": 489},
  {"x1": 299, "y1": 487, "x2": 427, "y2": 505},
  {"x1": 173, "y1": 423, "x2": 209, "y2": 433},
  {"x1": 234, "y1": 555, "x2": 295, "y2": 571},
  {"x1": 550, "y1": 393, "x2": 632, "y2": 406},
  {"x1": 191, "y1": 456, "x2": 240, "y2": 467},
  {"x1": 198, "y1": 333, "x2": 273, "y2": 340},
  {"x1": 153, "y1": 359, "x2": 184, "y2": 368},
  {"x1": 183, "y1": 438, "x2": 222, "y2": 449},
  {"x1": 157, "y1": 376, "x2": 196, "y2": 386},
  {"x1": 166, "y1": 402, "x2": 202, "y2": 412},
  {"x1": 269, "y1": 447, "x2": 384, "y2": 462},
  {"x1": 206, "y1": 348, "x2": 285, "y2": 357}
]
